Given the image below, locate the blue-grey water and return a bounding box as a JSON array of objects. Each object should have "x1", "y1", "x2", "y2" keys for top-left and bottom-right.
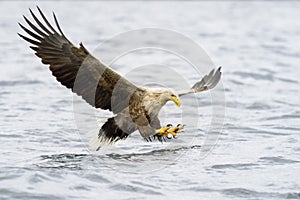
[{"x1": 1, "y1": 1, "x2": 300, "y2": 200}]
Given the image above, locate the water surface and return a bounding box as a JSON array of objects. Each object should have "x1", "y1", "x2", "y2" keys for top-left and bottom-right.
[{"x1": 1, "y1": 1, "x2": 300, "y2": 200}]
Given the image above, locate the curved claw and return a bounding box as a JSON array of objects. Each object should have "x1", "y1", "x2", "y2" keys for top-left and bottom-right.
[{"x1": 167, "y1": 124, "x2": 185, "y2": 138}]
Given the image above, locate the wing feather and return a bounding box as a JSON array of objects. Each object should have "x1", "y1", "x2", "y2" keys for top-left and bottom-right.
[
  {"x1": 178, "y1": 67, "x2": 222, "y2": 96},
  {"x1": 19, "y1": 6, "x2": 143, "y2": 113}
]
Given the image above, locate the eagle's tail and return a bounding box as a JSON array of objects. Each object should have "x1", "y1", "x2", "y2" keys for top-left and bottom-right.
[{"x1": 90, "y1": 116, "x2": 136, "y2": 151}]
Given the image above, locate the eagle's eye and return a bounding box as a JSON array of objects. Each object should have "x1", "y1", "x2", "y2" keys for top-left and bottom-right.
[{"x1": 171, "y1": 94, "x2": 175, "y2": 97}]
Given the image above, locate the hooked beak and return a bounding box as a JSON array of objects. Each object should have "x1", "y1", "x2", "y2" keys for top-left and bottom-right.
[{"x1": 171, "y1": 96, "x2": 181, "y2": 107}]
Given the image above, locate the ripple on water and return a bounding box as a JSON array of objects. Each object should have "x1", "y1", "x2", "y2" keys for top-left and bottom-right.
[
  {"x1": 246, "y1": 102, "x2": 273, "y2": 110},
  {"x1": 0, "y1": 189, "x2": 65, "y2": 200},
  {"x1": 36, "y1": 153, "x2": 88, "y2": 170},
  {"x1": 0, "y1": 80, "x2": 42, "y2": 87},
  {"x1": 222, "y1": 188, "x2": 285, "y2": 199},
  {"x1": 233, "y1": 71, "x2": 274, "y2": 81},
  {"x1": 109, "y1": 183, "x2": 163, "y2": 195},
  {"x1": 265, "y1": 113, "x2": 300, "y2": 121},
  {"x1": 286, "y1": 193, "x2": 300, "y2": 199},
  {"x1": 210, "y1": 163, "x2": 260, "y2": 170},
  {"x1": 259, "y1": 156, "x2": 300, "y2": 165}
]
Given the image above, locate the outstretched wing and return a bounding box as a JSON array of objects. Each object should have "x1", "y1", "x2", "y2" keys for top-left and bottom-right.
[
  {"x1": 18, "y1": 7, "x2": 142, "y2": 113},
  {"x1": 178, "y1": 67, "x2": 222, "y2": 97}
]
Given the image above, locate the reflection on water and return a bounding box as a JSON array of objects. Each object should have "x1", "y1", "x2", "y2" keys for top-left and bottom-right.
[{"x1": 36, "y1": 145, "x2": 202, "y2": 168}]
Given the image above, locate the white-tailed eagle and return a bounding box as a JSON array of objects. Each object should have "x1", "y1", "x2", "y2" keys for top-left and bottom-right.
[{"x1": 18, "y1": 7, "x2": 222, "y2": 150}]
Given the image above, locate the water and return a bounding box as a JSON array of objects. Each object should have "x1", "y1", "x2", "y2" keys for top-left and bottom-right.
[{"x1": 1, "y1": 1, "x2": 300, "y2": 199}]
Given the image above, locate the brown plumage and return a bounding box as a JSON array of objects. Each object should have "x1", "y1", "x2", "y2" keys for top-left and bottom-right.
[{"x1": 19, "y1": 7, "x2": 222, "y2": 150}]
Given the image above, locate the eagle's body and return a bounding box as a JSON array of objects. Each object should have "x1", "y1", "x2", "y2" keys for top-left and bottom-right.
[
  {"x1": 97, "y1": 88, "x2": 179, "y2": 144},
  {"x1": 19, "y1": 7, "x2": 222, "y2": 149}
]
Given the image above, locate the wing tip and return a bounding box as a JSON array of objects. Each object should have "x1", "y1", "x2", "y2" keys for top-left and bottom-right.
[
  {"x1": 17, "y1": 22, "x2": 23, "y2": 29},
  {"x1": 36, "y1": 5, "x2": 41, "y2": 11},
  {"x1": 52, "y1": 11, "x2": 65, "y2": 37}
]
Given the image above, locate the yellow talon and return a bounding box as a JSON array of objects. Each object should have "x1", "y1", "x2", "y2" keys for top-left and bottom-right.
[
  {"x1": 167, "y1": 124, "x2": 185, "y2": 138},
  {"x1": 154, "y1": 124, "x2": 185, "y2": 140},
  {"x1": 168, "y1": 127, "x2": 179, "y2": 137},
  {"x1": 155, "y1": 124, "x2": 172, "y2": 135}
]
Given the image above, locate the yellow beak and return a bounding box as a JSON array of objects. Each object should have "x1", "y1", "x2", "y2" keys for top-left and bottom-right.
[{"x1": 171, "y1": 96, "x2": 181, "y2": 107}]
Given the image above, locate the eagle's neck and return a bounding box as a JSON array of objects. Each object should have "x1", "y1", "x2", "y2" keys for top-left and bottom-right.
[
  {"x1": 143, "y1": 90, "x2": 169, "y2": 116},
  {"x1": 145, "y1": 100, "x2": 164, "y2": 116}
]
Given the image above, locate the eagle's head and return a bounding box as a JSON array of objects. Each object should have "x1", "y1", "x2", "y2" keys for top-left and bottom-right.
[{"x1": 153, "y1": 88, "x2": 181, "y2": 107}]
